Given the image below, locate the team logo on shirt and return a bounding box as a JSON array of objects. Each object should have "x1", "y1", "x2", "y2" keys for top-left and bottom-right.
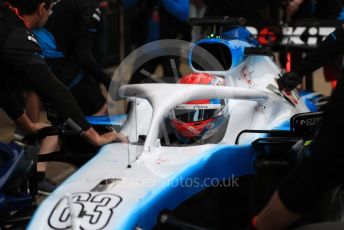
[
  {"x1": 27, "y1": 34, "x2": 38, "y2": 45},
  {"x1": 92, "y1": 8, "x2": 101, "y2": 22}
]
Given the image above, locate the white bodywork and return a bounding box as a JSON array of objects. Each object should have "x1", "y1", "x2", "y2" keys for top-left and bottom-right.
[{"x1": 28, "y1": 54, "x2": 309, "y2": 230}]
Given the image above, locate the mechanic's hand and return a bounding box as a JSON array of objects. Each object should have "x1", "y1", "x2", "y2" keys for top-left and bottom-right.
[
  {"x1": 82, "y1": 128, "x2": 128, "y2": 146},
  {"x1": 114, "y1": 132, "x2": 129, "y2": 143},
  {"x1": 99, "y1": 131, "x2": 128, "y2": 145},
  {"x1": 98, "y1": 131, "x2": 120, "y2": 146},
  {"x1": 277, "y1": 71, "x2": 302, "y2": 91}
]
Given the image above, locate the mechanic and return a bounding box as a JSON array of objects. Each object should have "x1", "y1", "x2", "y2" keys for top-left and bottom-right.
[
  {"x1": 0, "y1": 0, "x2": 120, "y2": 141},
  {"x1": 32, "y1": 0, "x2": 111, "y2": 116},
  {"x1": 282, "y1": 0, "x2": 342, "y2": 86},
  {"x1": 250, "y1": 26, "x2": 344, "y2": 230},
  {"x1": 0, "y1": 0, "x2": 122, "y2": 192},
  {"x1": 30, "y1": 0, "x2": 115, "y2": 193}
]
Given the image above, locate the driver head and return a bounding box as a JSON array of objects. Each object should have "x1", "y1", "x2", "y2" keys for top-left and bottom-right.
[{"x1": 169, "y1": 73, "x2": 229, "y2": 144}]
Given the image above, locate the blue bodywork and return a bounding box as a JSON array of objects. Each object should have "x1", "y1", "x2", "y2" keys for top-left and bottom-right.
[
  {"x1": 189, "y1": 27, "x2": 259, "y2": 71},
  {"x1": 221, "y1": 27, "x2": 260, "y2": 46},
  {"x1": 124, "y1": 118, "x2": 300, "y2": 229},
  {"x1": 299, "y1": 90, "x2": 322, "y2": 112},
  {"x1": 122, "y1": 144, "x2": 256, "y2": 229},
  {"x1": 86, "y1": 114, "x2": 127, "y2": 126},
  {"x1": 0, "y1": 143, "x2": 34, "y2": 217}
]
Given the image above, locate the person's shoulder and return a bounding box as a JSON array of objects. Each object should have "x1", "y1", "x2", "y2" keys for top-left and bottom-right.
[
  {"x1": 4, "y1": 27, "x2": 46, "y2": 71},
  {"x1": 76, "y1": 0, "x2": 101, "y2": 26},
  {"x1": 6, "y1": 28, "x2": 41, "y2": 52},
  {"x1": 8, "y1": 28, "x2": 39, "y2": 45}
]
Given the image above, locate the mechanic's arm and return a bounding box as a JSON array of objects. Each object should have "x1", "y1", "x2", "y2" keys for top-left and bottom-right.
[
  {"x1": 4, "y1": 28, "x2": 118, "y2": 145},
  {"x1": 74, "y1": 31, "x2": 110, "y2": 88},
  {"x1": 73, "y1": 2, "x2": 112, "y2": 89},
  {"x1": 279, "y1": 26, "x2": 344, "y2": 90},
  {"x1": 161, "y1": 0, "x2": 189, "y2": 21},
  {"x1": 297, "y1": 26, "x2": 344, "y2": 76},
  {"x1": 23, "y1": 64, "x2": 117, "y2": 146},
  {"x1": 255, "y1": 153, "x2": 331, "y2": 229},
  {"x1": 3, "y1": 92, "x2": 49, "y2": 133}
]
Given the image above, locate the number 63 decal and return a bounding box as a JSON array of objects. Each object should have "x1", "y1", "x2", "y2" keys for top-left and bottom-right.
[{"x1": 48, "y1": 192, "x2": 122, "y2": 230}]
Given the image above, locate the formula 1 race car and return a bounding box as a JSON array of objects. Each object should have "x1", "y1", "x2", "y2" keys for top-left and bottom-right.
[{"x1": 26, "y1": 18, "x2": 338, "y2": 230}]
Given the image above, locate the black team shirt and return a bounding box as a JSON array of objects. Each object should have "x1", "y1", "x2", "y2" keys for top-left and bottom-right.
[
  {"x1": 44, "y1": 0, "x2": 110, "y2": 88},
  {"x1": 0, "y1": 4, "x2": 90, "y2": 130}
]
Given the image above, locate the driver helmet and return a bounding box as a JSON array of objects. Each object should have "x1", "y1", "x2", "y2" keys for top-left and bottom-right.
[{"x1": 169, "y1": 73, "x2": 229, "y2": 143}]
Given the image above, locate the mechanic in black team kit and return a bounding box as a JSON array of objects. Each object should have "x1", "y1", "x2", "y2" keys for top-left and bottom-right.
[
  {"x1": 250, "y1": 25, "x2": 344, "y2": 229},
  {"x1": 32, "y1": 0, "x2": 111, "y2": 116},
  {"x1": 0, "y1": 0, "x2": 122, "y2": 191}
]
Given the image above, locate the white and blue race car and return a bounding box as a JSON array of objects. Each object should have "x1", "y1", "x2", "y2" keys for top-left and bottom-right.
[{"x1": 28, "y1": 18, "x2": 322, "y2": 230}]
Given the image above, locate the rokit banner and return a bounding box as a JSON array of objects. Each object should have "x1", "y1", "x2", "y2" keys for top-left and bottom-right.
[{"x1": 245, "y1": 20, "x2": 343, "y2": 51}]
